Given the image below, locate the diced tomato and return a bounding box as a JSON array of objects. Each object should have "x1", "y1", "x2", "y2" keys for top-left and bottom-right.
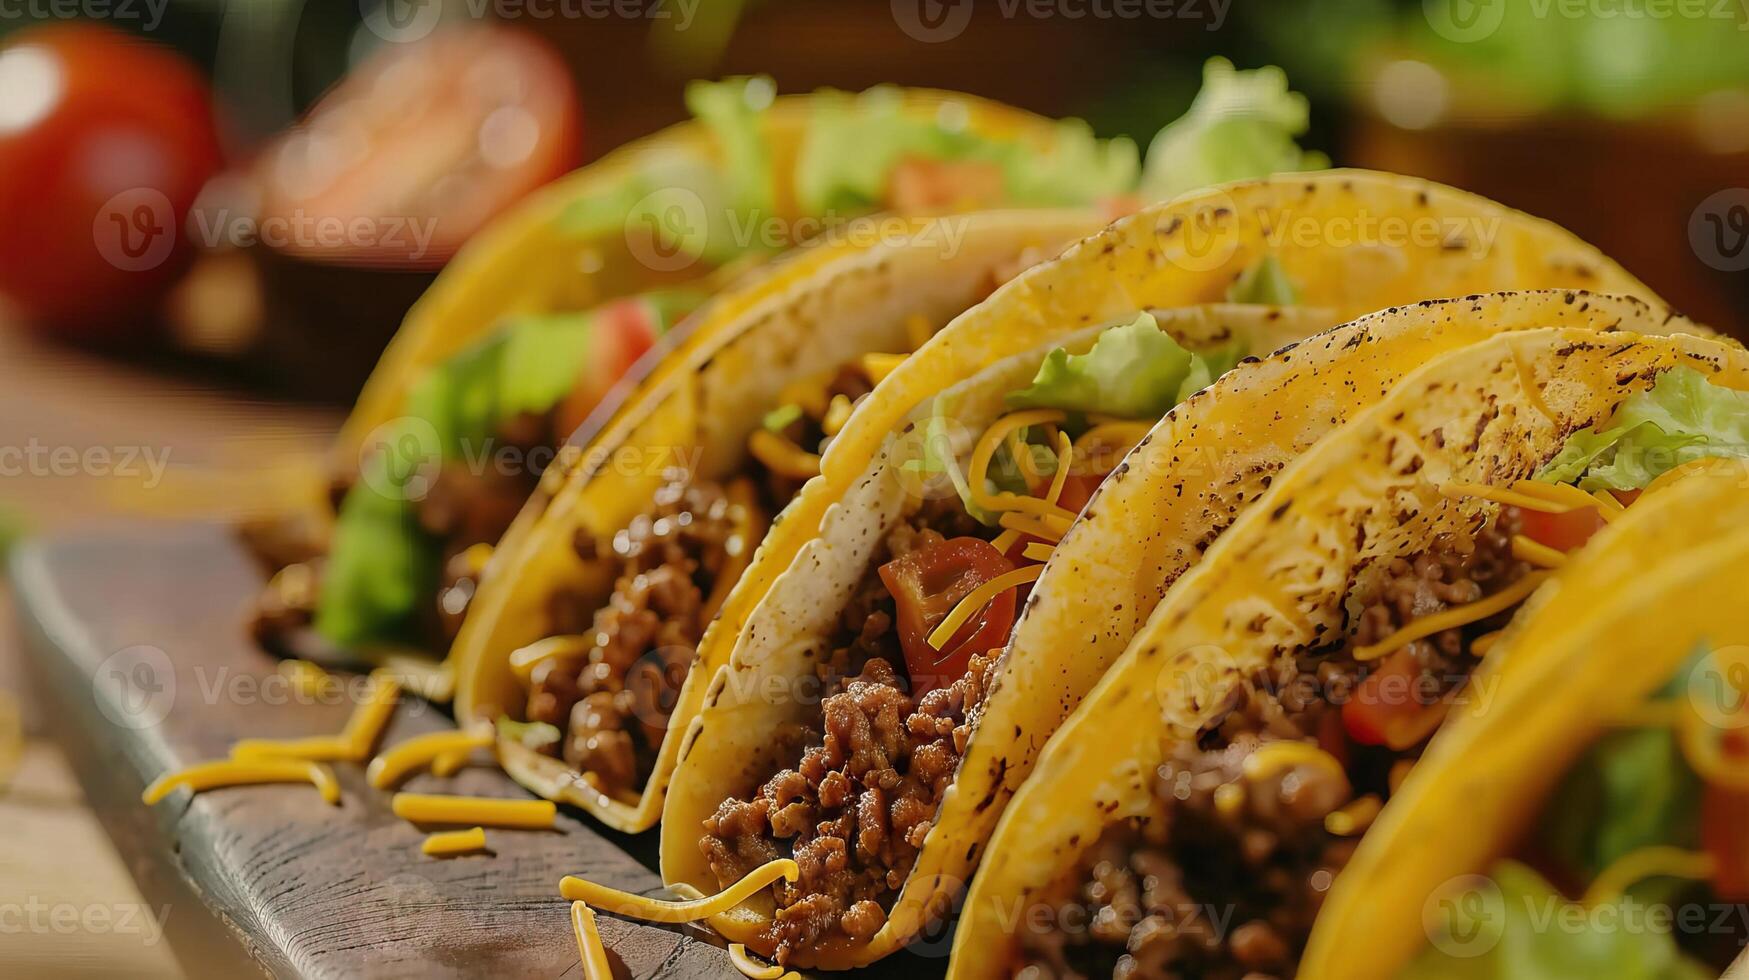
[
  {"x1": 884, "y1": 157, "x2": 1007, "y2": 213},
  {"x1": 878, "y1": 537, "x2": 1016, "y2": 695},
  {"x1": 552, "y1": 298, "x2": 661, "y2": 440},
  {"x1": 1343, "y1": 649, "x2": 1446, "y2": 751},
  {"x1": 1612, "y1": 488, "x2": 1643, "y2": 507},
  {"x1": 1517, "y1": 503, "x2": 1609, "y2": 553},
  {"x1": 1702, "y1": 728, "x2": 1749, "y2": 901}
]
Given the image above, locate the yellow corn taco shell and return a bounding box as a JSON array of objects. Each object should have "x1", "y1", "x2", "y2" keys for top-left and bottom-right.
[
  {"x1": 655, "y1": 173, "x2": 1675, "y2": 969},
  {"x1": 334, "y1": 88, "x2": 1061, "y2": 484},
  {"x1": 451, "y1": 209, "x2": 1108, "y2": 830},
  {"x1": 950, "y1": 324, "x2": 1749, "y2": 979},
  {"x1": 1304, "y1": 468, "x2": 1749, "y2": 980}
]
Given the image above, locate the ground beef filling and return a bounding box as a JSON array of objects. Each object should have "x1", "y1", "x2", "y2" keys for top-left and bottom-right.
[
  {"x1": 525, "y1": 474, "x2": 745, "y2": 796},
  {"x1": 699, "y1": 503, "x2": 993, "y2": 962},
  {"x1": 1016, "y1": 516, "x2": 1525, "y2": 980}
]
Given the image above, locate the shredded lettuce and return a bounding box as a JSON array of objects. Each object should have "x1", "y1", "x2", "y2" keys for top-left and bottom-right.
[
  {"x1": 1404, "y1": 861, "x2": 1710, "y2": 980},
  {"x1": 1225, "y1": 255, "x2": 1301, "y2": 306},
  {"x1": 1534, "y1": 367, "x2": 1749, "y2": 491},
  {"x1": 900, "y1": 397, "x2": 999, "y2": 526},
  {"x1": 1005, "y1": 313, "x2": 1241, "y2": 419},
  {"x1": 1141, "y1": 58, "x2": 1327, "y2": 203},
  {"x1": 761, "y1": 403, "x2": 803, "y2": 433},
  {"x1": 795, "y1": 86, "x2": 1138, "y2": 215},
  {"x1": 683, "y1": 76, "x2": 776, "y2": 219}
]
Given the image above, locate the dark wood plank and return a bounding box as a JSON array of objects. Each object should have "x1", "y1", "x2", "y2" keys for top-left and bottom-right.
[{"x1": 9, "y1": 523, "x2": 740, "y2": 979}]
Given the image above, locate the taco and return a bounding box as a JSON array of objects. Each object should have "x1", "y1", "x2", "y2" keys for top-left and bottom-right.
[
  {"x1": 949, "y1": 322, "x2": 1748, "y2": 980},
  {"x1": 633, "y1": 174, "x2": 1668, "y2": 967},
  {"x1": 250, "y1": 63, "x2": 1325, "y2": 693},
  {"x1": 1303, "y1": 467, "x2": 1749, "y2": 980}
]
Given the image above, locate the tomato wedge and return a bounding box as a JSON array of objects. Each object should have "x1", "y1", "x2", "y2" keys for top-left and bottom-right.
[
  {"x1": 1517, "y1": 503, "x2": 1609, "y2": 553},
  {"x1": 878, "y1": 537, "x2": 1016, "y2": 696},
  {"x1": 552, "y1": 298, "x2": 662, "y2": 439}
]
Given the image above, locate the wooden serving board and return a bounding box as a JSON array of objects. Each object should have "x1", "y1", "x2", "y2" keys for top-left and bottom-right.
[{"x1": 9, "y1": 523, "x2": 948, "y2": 979}]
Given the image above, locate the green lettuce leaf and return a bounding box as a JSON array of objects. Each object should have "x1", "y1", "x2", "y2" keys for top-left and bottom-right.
[
  {"x1": 497, "y1": 716, "x2": 561, "y2": 750},
  {"x1": 683, "y1": 76, "x2": 776, "y2": 219},
  {"x1": 1404, "y1": 861, "x2": 1710, "y2": 980},
  {"x1": 1006, "y1": 313, "x2": 1239, "y2": 418},
  {"x1": 899, "y1": 397, "x2": 998, "y2": 526},
  {"x1": 1141, "y1": 57, "x2": 1327, "y2": 202},
  {"x1": 795, "y1": 86, "x2": 1138, "y2": 215},
  {"x1": 1534, "y1": 366, "x2": 1749, "y2": 491},
  {"x1": 1225, "y1": 255, "x2": 1301, "y2": 306},
  {"x1": 1538, "y1": 726, "x2": 1702, "y2": 894},
  {"x1": 316, "y1": 294, "x2": 698, "y2": 647}
]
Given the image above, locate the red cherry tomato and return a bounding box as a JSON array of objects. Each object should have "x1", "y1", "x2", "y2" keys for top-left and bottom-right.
[
  {"x1": 0, "y1": 24, "x2": 223, "y2": 335},
  {"x1": 878, "y1": 537, "x2": 1016, "y2": 695},
  {"x1": 252, "y1": 25, "x2": 579, "y2": 268},
  {"x1": 1517, "y1": 503, "x2": 1609, "y2": 553},
  {"x1": 552, "y1": 298, "x2": 662, "y2": 439}
]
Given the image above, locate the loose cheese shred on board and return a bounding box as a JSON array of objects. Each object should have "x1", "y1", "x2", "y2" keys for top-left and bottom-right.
[
  {"x1": 928, "y1": 564, "x2": 1046, "y2": 650},
  {"x1": 572, "y1": 901, "x2": 613, "y2": 980},
  {"x1": 342, "y1": 671, "x2": 401, "y2": 757},
  {"x1": 1354, "y1": 571, "x2": 1551, "y2": 662},
  {"x1": 421, "y1": 826, "x2": 487, "y2": 857},
  {"x1": 559, "y1": 858, "x2": 798, "y2": 923},
  {"x1": 230, "y1": 735, "x2": 355, "y2": 762},
  {"x1": 391, "y1": 792, "x2": 557, "y2": 829},
  {"x1": 368, "y1": 726, "x2": 494, "y2": 789},
  {"x1": 278, "y1": 659, "x2": 331, "y2": 700},
  {"x1": 431, "y1": 749, "x2": 472, "y2": 778},
  {"x1": 141, "y1": 759, "x2": 340, "y2": 806},
  {"x1": 729, "y1": 943, "x2": 784, "y2": 979}
]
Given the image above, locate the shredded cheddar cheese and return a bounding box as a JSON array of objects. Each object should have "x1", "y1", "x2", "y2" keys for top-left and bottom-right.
[
  {"x1": 1510, "y1": 479, "x2": 1605, "y2": 516},
  {"x1": 729, "y1": 944, "x2": 784, "y2": 980},
  {"x1": 391, "y1": 792, "x2": 557, "y2": 829},
  {"x1": 969, "y1": 409, "x2": 1067, "y2": 505},
  {"x1": 431, "y1": 749, "x2": 471, "y2": 778},
  {"x1": 1582, "y1": 846, "x2": 1716, "y2": 907},
  {"x1": 1678, "y1": 699, "x2": 1749, "y2": 791},
  {"x1": 342, "y1": 671, "x2": 402, "y2": 758},
  {"x1": 510, "y1": 635, "x2": 592, "y2": 684},
  {"x1": 368, "y1": 726, "x2": 494, "y2": 789},
  {"x1": 1469, "y1": 629, "x2": 1504, "y2": 657},
  {"x1": 927, "y1": 564, "x2": 1046, "y2": 651},
  {"x1": 990, "y1": 528, "x2": 1024, "y2": 554},
  {"x1": 230, "y1": 735, "x2": 356, "y2": 762},
  {"x1": 1242, "y1": 740, "x2": 1346, "y2": 784},
  {"x1": 142, "y1": 759, "x2": 339, "y2": 806},
  {"x1": 1510, "y1": 535, "x2": 1568, "y2": 569},
  {"x1": 861, "y1": 353, "x2": 907, "y2": 385},
  {"x1": 1324, "y1": 794, "x2": 1383, "y2": 836},
  {"x1": 1591, "y1": 489, "x2": 1625, "y2": 517},
  {"x1": 748, "y1": 429, "x2": 822, "y2": 480},
  {"x1": 1006, "y1": 429, "x2": 1045, "y2": 486},
  {"x1": 822, "y1": 394, "x2": 854, "y2": 437},
  {"x1": 572, "y1": 901, "x2": 614, "y2": 980},
  {"x1": 1645, "y1": 456, "x2": 1749, "y2": 496},
  {"x1": 421, "y1": 826, "x2": 487, "y2": 857},
  {"x1": 1044, "y1": 430, "x2": 1074, "y2": 508},
  {"x1": 560, "y1": 858, "x2": 799, "y2": 922},
  {"x1": 278, "y1": 659, "x2": 331, "y2": 700},
  {"x1": 1021, "y1": 542, "x2": 1056, "y2": 563},
  {"x1": 1353, "y1": 572, "x2": 1551, "y2": 662},
  {"x1": 996, "y1": 510, "x2": 1070, "y2": 543}
]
